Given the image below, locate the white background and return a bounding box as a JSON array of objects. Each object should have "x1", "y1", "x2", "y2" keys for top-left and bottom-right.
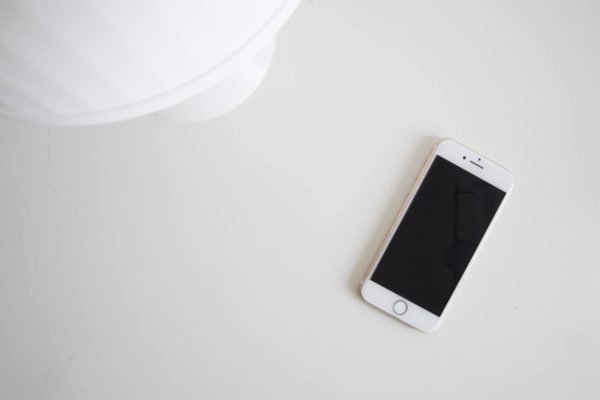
[{"x1": 1, "y1": 1, "x2": 599, "y2": 399}]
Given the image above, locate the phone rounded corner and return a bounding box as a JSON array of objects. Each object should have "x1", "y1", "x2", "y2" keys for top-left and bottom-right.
[
  {"x1": 418, "y1": 318, "x2": 442, "y2": 334},
  {"x1": 507, "y1": 178, "x2": 515, "y2": 195},
  {"x1": 359, "y1": 279, "x2": 370, "y2": 302},
  {"x1": 506, "y1": 169, "x2": 515, "y2": 189},
  {"x1": 498, "y1": 166, "x2": 515, "y2": 194},
  {"x1": 435, "y1": 138, "x2": 457, "y2": 151}
]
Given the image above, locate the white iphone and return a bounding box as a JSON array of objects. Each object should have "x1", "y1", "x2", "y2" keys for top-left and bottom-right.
[{"x1": 361, "y1": 139, "x2": 513, "y2": 332}]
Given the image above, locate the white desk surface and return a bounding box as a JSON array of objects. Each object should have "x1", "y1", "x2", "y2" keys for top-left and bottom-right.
[{"x1": 1, "y1": 1, "x2": 599, "y2": 399}]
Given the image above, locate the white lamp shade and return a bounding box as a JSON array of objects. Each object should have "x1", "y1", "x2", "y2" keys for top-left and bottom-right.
[{"x1": 0, "y1": 0, "x2": 299, "y2": 125}]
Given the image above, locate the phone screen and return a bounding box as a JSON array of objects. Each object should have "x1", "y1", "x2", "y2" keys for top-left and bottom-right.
[{"x1": 371, "y1": 156, "x2": 506, "y2": 316}]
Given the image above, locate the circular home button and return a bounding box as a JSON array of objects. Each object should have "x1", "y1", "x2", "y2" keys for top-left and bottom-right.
[{"x1": 393, "y1": 300, "x2": 408, "y2": 315}]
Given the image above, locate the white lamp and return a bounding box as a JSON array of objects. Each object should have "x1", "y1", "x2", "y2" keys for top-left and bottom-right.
[{"x1": 0, "y1": 0, "x2": 300, "y2": 125}]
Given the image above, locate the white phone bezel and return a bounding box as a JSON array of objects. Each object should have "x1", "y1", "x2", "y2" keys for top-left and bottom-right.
[{"x1": 360, "y1": 139, "x2": 514, "y2": 332}]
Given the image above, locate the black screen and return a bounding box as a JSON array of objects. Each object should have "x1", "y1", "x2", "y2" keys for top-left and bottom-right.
[{"x1": 371, "y1": 156, "x2": 505, "y2": 316}]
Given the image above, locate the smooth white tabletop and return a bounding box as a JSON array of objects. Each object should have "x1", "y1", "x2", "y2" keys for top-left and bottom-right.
[{"x1": 1, "y1": 1, "x2": 599, "y2": 399}]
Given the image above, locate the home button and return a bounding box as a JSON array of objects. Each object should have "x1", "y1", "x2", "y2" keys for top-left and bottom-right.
[{"x1": 393, "y1": 300, "x2": 408, "y2": 315}]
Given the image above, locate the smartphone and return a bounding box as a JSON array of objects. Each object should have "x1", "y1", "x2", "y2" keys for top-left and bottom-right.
[{"x1": 361, "y1": 139, "x2": 513, "y2": 332}]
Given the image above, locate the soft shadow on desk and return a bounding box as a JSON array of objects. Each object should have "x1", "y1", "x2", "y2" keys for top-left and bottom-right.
[{"x1": 347, "y1": 135, "x2": 439, "y2": 297}]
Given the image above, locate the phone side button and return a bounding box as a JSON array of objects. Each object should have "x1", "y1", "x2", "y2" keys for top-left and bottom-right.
[{"x1": 392, "y1": 300, "x2": 408, "y2": 315}]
